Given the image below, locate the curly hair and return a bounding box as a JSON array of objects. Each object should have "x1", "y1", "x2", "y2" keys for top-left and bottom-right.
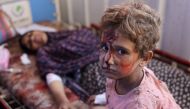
[{"x1": 101, "y1": 2, "x2": 161, "y2": 57}]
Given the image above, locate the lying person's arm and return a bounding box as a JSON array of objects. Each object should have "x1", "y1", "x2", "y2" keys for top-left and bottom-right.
[
  {"x1": 46, "y1": 73, "x2": 75, "y2": 109},
  {"x1": 46, "y1": 30, "x2": 73, "y2": 43}
]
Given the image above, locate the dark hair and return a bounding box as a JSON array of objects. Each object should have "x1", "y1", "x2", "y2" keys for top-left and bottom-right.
[
  {"x1": 19, "y1": 31, "x2": 37, "y2": 54},
  {"x1": 101, "y1": 2, "x2": 161, "y2": 57}
]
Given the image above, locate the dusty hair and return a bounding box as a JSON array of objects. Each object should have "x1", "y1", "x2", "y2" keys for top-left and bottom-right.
[{"x1": 101, "y1": 2, "x2": 161, "y2": 57}]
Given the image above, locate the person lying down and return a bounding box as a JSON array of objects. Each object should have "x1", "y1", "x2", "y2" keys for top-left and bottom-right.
[{"x1": 19, "y1": 28, "x2": 106, "y2": 109}]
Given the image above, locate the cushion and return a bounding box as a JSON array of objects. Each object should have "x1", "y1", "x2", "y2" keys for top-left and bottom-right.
[
  {"x1": 0, "y1": 9, "x2": 17, "y2": 44},
  {"x1": 147, "y1": 50, "x2": 190, "y2": 109}
]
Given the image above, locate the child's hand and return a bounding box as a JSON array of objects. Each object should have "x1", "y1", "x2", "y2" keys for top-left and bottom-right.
[{"x1": 86, "y1": 95, "x2": 96, "y2": 105}]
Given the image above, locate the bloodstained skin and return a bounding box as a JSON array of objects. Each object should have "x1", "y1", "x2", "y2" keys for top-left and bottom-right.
[{"x1": 101, "y1": 29, "x2": 138, "y2": 77}]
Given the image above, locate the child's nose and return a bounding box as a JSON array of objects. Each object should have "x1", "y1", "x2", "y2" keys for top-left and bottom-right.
[{"x1": 104, "y1": 51, "x2": 114, "y2": 65}]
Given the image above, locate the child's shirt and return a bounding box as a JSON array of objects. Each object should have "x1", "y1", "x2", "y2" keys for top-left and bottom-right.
[{"x1": 106, "y1": 67, "x2": 181, "y2": 109}]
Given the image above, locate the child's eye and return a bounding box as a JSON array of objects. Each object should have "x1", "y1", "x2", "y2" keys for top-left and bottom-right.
[
  {"x1": 116, "y1": 48, "x2": 128, "y2": 55},
  {"x1": 100, "y1": 43, "x2": 109, "y2": 52}
]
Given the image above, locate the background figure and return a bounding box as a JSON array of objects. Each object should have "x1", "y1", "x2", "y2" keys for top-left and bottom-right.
[{"x1": 19, "y1": 28, "x2": 106, "y2": 109}]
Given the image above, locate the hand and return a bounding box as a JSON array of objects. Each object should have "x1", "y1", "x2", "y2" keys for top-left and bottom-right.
[
  {"x1": 47, "y1": 79, "x2": 75, "y2": 109},
  {"x1": 87, "y1": 95, "x2": 96, "y2": 105},
  {"x1": 58, "y1": 102, "x2": 76, "y2": 109}
]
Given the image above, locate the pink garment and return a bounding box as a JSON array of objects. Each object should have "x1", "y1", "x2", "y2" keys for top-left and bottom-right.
[
  {"x1": 0, "y1": 48, "x2": 10, "y2": 70},
  {"x1": 106, "y1": 67, "x2": 181, "y2": 109}
]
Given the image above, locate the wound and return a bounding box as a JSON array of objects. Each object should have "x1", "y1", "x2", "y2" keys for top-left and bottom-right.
[{"x1": 102, "y1": 29, "x2": 118, "y2": 44}]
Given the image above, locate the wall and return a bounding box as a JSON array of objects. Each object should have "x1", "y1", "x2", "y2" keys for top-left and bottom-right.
[
  {"x1": 72, "y1": 0, "x2": 86, "y2": 25},
  {"x1": 0, "y1": 0, "x2": 57, "y2": 23},
  {"x1": 162, "y1": 0, "x2": 190, "y2": 60},
  {"x1": 29, "y1": 0, "x2": 56, "y2": 22},
  {"x1": 89, "y1": 0, "x2": 106, "y2": 24},
  {"x1": 0, "y1": 0, "x2": 32, "y2": 27},
  {"x1": 60, "y1": 0, "x2": 159, "y2": 25},
  {"x1": 60, "y1": 0, "x2": 69, "y2": 23}
]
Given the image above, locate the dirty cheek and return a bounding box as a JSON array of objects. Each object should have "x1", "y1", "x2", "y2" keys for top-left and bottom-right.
[{"x1": 119, "y1": 60, "x2": 135, "y2": 75}]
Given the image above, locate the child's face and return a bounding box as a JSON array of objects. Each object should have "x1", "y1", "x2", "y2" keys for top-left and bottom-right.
[{"x1": 99, "y1": 30, "x2": 141, "y2": 80}]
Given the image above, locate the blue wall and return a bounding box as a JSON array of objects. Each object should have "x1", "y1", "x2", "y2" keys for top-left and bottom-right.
[{"x1": 29, "y1": 0, "x2": 56, "y2": 22}]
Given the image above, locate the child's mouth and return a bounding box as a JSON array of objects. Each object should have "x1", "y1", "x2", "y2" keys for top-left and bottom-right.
[{"x1": 101, "y1": 68, "x2": 117, "y2": 78}]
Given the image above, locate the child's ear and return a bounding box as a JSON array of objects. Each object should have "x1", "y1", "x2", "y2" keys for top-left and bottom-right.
[
  {"x1": 139, "y1": 51, "x2": 153, "y2": 67},
  {"x1": 144, "y1": 51, "x2": 153, "y2": 62}
]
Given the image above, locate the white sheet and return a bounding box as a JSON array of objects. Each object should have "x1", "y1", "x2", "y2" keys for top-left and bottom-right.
[{"x1": 16, "y1": 23, "x2": 57, "y2": 35}]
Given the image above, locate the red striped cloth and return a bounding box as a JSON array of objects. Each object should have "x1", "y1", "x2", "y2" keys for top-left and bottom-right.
[{"x1": 0, "y1": 10, "x2": 16, "y2": 44}]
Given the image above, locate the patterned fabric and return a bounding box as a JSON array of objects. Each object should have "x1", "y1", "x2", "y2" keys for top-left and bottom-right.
[
  {"x1": 147, "y1": 59, "x2": 190, "y2": 109},
  {"x1": 106, "y1": 67, "x2": 181, "y2": 109},
  {"x1": 80, "y1": 62, "x2": 106, "y2": 95}
]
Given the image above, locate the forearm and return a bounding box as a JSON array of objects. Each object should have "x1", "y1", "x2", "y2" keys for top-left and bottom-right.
[{"x1": 46, "y1": 73, "x2": 69, "y2": 103}]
